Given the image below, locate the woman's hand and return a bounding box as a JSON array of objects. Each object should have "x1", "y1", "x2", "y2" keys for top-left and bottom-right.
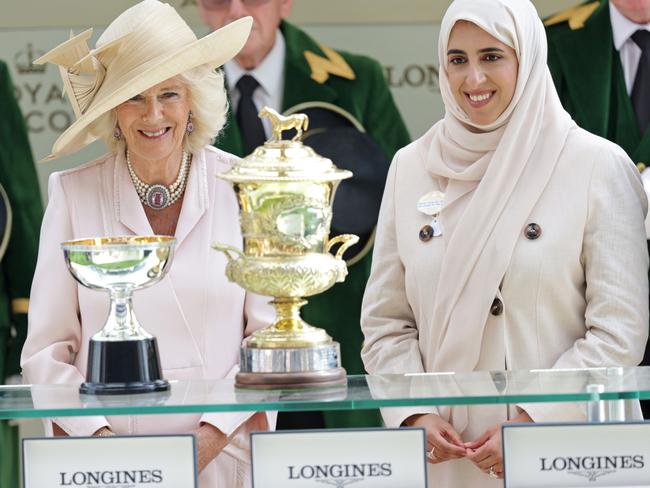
[
  {"x1": 464, "y1": 423, "x2": 503, "y2": 478},
  {"x1": 193, "y1": 423, "x2": 229, "y2": 473},
  {"x1": 404, "y1": 413, "x2": 467, "y2": 464},
  {"x1": 465, "y1": 410, "x2": 533, "y2": 479}
]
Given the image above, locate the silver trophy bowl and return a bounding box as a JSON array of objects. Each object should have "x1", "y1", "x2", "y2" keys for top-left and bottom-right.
[{"x1": 62, "y1": 236, "x2": 175, "y2": 395}]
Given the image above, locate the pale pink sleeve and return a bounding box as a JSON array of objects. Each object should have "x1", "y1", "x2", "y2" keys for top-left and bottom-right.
[{"x1": 21, "y1": 172, "x2": 108, "y2": 436}]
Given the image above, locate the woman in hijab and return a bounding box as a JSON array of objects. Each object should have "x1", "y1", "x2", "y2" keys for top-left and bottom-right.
[
  {"x1": 361, "y1": 0, "x2": 649, "y2": 484},
  {"x1": 20, "y1": 1, "x2": 273, "y2": 486}
]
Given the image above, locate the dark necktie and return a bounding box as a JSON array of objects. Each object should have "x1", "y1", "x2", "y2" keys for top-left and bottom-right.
[
  {"x1": 236, "y1": 74, "x2": 267, "y2": 154},
  {"x1": 631, "y1": 30, "x2": 650, "y2": 135}
]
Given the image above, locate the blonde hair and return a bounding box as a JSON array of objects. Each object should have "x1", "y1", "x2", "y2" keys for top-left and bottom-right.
[{"x1": 89, "y1": 65, "x2": 228, "y2": 155}]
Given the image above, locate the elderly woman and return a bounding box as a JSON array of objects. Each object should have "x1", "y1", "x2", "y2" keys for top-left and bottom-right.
[
  {"x1": 20, "y1": 1, "x2": 273, "y2": 486},
  {"x1": 361, "y1": 0, "x2": 649, "y2": 485}
]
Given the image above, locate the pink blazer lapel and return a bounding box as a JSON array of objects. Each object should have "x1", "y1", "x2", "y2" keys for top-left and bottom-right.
[
  {"x1": 174, "y1": 149, "x2": 208, "y2": 250},
  {"x1": 114, "y1": 151, "x2": 153, "y2": 236}
]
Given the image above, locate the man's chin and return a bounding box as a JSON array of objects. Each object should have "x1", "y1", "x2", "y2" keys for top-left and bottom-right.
[{"x1": 235, "y1": 43, "x2": 270, "y2": 70}]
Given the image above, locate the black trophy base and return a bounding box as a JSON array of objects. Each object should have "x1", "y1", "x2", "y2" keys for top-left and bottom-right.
[{"x1": 80, "y1": 337, "x2": 169, "y2": 395}]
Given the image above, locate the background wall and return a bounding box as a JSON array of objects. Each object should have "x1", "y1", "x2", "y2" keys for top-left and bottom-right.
[
  {"x1": 0, "y1": 0, "x2": 577, "y2": 27},
  {"x1": 0, "y1": 0, "x2": 576, "y2": 200}
]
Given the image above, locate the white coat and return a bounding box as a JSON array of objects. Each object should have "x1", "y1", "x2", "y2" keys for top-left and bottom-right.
[{"x1": 361, "y1": 126, "x2": 649, "y2": 486}]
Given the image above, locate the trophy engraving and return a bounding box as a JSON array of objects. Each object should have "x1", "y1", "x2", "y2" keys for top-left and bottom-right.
[
  {"x1": 62, "y1": 236, "x2": 174, "y2": 395},
  {"x1": 214, "y1": 107, "x2": 357, "y2": 388}
]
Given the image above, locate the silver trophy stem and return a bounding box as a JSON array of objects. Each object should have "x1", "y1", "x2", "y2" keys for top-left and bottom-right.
[{"x1": 96, "y1": 287, "x2": 152, "y2": 341}]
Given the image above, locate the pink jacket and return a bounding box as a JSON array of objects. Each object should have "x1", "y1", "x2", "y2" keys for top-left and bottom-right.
[{"x1": 21, "y1": 146, "x2": 275, "y2": 487}]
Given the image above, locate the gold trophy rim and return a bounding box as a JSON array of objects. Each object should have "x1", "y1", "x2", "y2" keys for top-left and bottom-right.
[{"x1": 62, "y1": 235, "x2": 176, "y2": 249}]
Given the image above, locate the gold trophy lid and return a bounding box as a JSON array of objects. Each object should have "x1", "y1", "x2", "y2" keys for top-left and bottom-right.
[{"x1": 219, "y1": 107, "x2": 352, "y2": 183}]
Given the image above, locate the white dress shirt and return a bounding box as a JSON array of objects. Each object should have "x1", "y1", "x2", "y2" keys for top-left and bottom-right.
[
  {"x1": 224, "y1": 29, "x2": 286, "y2": 137},
  {"x1": 610, "y1": 2, "x2": 650, "y2": 94}
]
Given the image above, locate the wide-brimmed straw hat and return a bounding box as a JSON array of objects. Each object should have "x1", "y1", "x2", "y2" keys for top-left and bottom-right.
[{"x1": 35, "y1": 0, "x2": 252, "y2": 160}]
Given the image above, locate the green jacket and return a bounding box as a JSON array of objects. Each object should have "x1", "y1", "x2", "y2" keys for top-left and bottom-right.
[
  {"x1": 546, "y1": 0, "x2": 650, "y2": 167},
  {"x1": 0, "y1": 60, "x2": 42, "y2": 380},
  {"x1": 215, "y1": 21, "x2": 410, "y2": 428},
  {"x1": 0, "y1": 60, "x2": 42, "y2": 488},
  {"x1": 216, "y1": 21, "x2": 410, "y2": 165}
]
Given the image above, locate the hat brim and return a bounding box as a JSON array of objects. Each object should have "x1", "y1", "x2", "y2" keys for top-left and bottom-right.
[{"x1": 46, "y1": 16, "x2": 253, "y2": 160}]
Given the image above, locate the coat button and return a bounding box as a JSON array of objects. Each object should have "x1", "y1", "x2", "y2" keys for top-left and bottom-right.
[
  {"x1": 637, "y1": 162, "x2": 646, "y2": 172},
  {"x1": 524, "y1": 223, "x2": 542, "y2": 240},
  {"x1": 490, "y1": 297, "x2": 503, "y2": 316},
  {"x1": 419, "y1": 225, "x2": 434, "y2": 242}
]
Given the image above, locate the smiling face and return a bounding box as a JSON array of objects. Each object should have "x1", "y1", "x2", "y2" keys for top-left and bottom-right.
[
  {"x1": 446, "y1": 20, "x2": 519, "y2": 126},
  {"x1": 197, "y1": 0, "x2": 293, "y2": 69},
  {"x1": 116, "y1": 77, "x2": 191, "y2": 167}
]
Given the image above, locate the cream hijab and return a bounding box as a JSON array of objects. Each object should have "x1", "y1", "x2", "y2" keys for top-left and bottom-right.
[{"x1": 424, "y1": 0, "x2": 574, "y2": 425}]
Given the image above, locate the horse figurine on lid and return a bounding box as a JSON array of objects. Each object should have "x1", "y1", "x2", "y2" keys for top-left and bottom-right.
[{"x1": 258, "y1": 106, "x2": 309, "y2": 143}]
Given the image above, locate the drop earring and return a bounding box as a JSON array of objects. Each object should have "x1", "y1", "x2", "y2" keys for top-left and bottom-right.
[
  {"x1": 186, "y1": 112, "x2": 194, "y2": 134},
  {"x1": 113, "y1": 126, "x2": 122, "y2": 140}
]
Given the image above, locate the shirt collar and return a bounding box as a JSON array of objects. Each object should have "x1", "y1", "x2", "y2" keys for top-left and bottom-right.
[
  {"x1": 224, "y1": 29, "x2": 285, "y2": 97},
  {"x1": 610, "y1": 2, "x2": 650, "y2": 51}
]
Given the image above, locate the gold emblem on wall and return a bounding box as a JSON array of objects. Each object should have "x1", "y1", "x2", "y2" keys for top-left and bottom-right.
[{"x1": 14, "y1": 43, "x2": 46, "y2": 74}]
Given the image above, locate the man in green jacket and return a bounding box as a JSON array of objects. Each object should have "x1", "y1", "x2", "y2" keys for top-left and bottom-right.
[
  {"x1": 546, "y1": 0, "x2": 649, "y2": 170},
  {"x1": 197, "y1": 0, "x2": 410, "y2": 428},
  {"x1": 546, "y1": 0, "x2": 650, "y2": 417},
  {"x1": 0, "y1": 60, "x2": 43, "y2": 487}
]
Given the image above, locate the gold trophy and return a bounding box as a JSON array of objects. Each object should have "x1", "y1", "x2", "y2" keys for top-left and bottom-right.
[
  {"x1": 62, "y1": 236, "x2": 174, "y2": 395},
  {"x1": 214, "y1": 107, "x2": 358, "y2": 389}
]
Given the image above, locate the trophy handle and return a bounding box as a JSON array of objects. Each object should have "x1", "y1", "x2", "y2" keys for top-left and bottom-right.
[
  {"x1": 326, "y1": 234, "x2": 359, "y2": 260},
  {"x1": 212, "y1": 243, "x2": 245, "y2": 262}
]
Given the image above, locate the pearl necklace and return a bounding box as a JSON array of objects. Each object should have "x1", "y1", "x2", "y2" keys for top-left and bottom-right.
[{"x1": 126, "y1": 150, "x2": 191, "y2": 210}]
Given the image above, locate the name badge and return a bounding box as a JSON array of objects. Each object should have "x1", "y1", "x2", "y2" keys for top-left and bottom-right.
[
  {"x1": 23, "y1": 435, "x2": 197, "y2": 487},
  {"x1": 252, "y1": 428, "x2": 427, "y2": 487},
  {"x1": 416, "y1": 190, "x2": 444, "y2": 216},
  {"x1": 503, "y1": 422, "x2": 650, "y2": 487}
]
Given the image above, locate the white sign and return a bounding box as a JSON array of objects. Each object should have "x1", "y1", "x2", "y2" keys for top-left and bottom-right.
[
  {"x1": 23, "y1": 434, "x2": 197, "y2": 488},
  {"x1": 251, "y1": 427, "x2": 427, "y2": 488},
  {"x1": 503, "y1": 422, "x2": 650, "y2": 487}
]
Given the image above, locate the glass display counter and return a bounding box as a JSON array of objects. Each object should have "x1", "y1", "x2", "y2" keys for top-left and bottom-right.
[{"x1": 1, "y1": 366, "x2": 649, "y2": 421}]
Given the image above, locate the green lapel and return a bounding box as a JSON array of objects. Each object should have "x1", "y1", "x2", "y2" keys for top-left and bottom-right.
[
  {"x1": 609, "y1": 52, "x2": 644, "y2": 157},
  {"x1": 549, "y1": 0, "x2": 613, "y2": 136},
  {"x1": 636, "y1": 86, "x2": 650, "y2": 162},
  {"x1": 634, "y1": 131, "x2": 650, "y2": 164},
  {"x1": 280, "y1": 21, "x2": 338, "y2": 111}
]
